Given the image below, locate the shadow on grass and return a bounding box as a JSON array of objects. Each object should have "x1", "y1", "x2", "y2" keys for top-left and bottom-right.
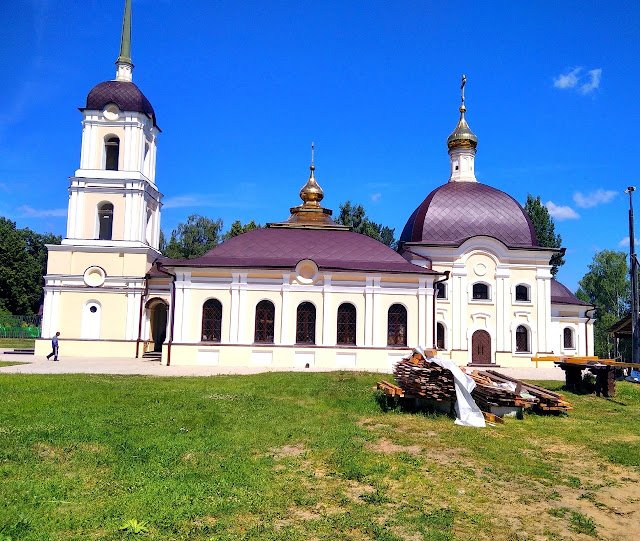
[{"x1": 375, "y1": 391, "x2": 456, "y2": 419}]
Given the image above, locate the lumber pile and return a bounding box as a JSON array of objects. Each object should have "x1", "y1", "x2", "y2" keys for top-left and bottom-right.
[
  {"x1": 392, "y1": 357, "x2": 456, "y2": 401},
  {"x1": 482, "y1": 370, "x2": 573, "y2": 412},
  {"x1": 467, "y1": 371, "x2": 537, "y2": 411}
]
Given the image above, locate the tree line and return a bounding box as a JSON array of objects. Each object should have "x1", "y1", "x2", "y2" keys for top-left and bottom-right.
[{"x1": 0, "y1": 196, "x2": 632, "y2": 360}]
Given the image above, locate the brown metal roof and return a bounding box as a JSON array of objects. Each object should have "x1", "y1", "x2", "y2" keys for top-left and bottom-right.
[
  {"x1": 163, "y1": 228, "x2": 438, "y2": 275},
  {"x1": 400, "y1": 182, "x2": 539, "y2": 249},
  {"x1": 550, "y1": 279, "x2": 592, "y2": 306}
]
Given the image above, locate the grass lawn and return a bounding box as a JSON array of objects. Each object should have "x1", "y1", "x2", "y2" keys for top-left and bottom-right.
[
  {"x1": 0, "y1": 372, "x2": 639, "y2": 540},
  {"x1": 0, "y1": 338, "x2": 35, "y2": 349},
  {"x1": 0, "y1": 361, "x2": 28, "y2": 367}
]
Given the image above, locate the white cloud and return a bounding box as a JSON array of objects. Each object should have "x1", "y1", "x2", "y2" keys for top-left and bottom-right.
[
  {"x1": 545, "y1": 201, "x2": 580, "y2": 220},
  {"x1": 370, "y1": 193, "x2": 382, "y2": 202},
  {"x1": 162, "y1": 193, "x2": 253, "y2": 210},
  {"x1": 580, "y1": 69, "x2": 602, "y2": 94},
  {"x1": 553, "y1": 67, "x2": 581, "y2": 89},
  {"x1": 618, "y1": 237, "x2": 640, "y2": 248},
  {"x1": 553, "y1": 67, "x2": 602, "y2": 95},
  {"x1": 16, "y1": 205, "x2": 66, "y2": 218},
  {"x1": 573, "y1": 189, "x2": 617, "y2": 208}
]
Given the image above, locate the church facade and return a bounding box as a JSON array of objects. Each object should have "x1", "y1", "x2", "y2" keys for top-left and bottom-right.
[{"x1": 35, "y1": 1, "x2": 594, "y2": 369}]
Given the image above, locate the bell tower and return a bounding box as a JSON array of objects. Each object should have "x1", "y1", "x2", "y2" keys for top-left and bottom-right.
[
  {"x1": 38, "y1": 0, "x2": 163, "y2": 352},
  {"x1": 65, "y1": 0, "x2": 162, "y2": 249}
]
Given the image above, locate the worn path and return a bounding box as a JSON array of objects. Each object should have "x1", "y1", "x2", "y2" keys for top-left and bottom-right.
[{"x1": 0, "y1": 352, "x2": 565, "y2": 380}]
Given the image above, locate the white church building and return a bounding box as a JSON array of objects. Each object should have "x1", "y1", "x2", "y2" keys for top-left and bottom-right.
[{"x1": 35, "y1": 1, "x2": 594, "y2": 369}]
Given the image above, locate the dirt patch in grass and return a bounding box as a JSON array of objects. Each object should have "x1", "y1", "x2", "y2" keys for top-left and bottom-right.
[
  {"x1": 269, "y1": 443, "x2": 307, "y2": 459},
  {"x1": 367, "y1": 438, "x2": 422, "y2": 455},
  {"x1": 32, "y1": 443, "x2": 67, "y2": 462}
]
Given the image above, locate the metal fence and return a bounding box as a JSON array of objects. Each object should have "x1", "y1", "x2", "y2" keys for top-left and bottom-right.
[{"x1": 0, "y1": 314, "x2": 42, "y2": 339}]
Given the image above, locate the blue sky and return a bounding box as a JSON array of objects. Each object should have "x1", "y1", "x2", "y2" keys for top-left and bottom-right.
[{"x1": 1, "y1": 0, "x2": 639, "y2": 292}]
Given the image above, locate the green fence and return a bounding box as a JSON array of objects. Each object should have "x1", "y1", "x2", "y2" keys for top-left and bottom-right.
[{"x1": 0, "y1": 314, "x2": 42, "y2": 339}]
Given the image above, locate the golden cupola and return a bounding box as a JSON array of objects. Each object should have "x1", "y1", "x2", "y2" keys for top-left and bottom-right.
[{"x1": 446, "y1": 74, "x2": 478, "y2": 150}]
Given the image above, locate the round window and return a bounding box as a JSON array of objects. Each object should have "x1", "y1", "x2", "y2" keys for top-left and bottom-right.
[
  {"x1": 90, "y1": 306, "x2": 97, "y2": 313},
  {"x1": 83, "y1": 266, "x2": 106, "y2": 287}
]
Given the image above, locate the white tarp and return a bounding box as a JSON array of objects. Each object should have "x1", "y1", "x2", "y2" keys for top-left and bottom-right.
[{"x1": 414, "y1": 347, "x2": 486, "y2": 428}]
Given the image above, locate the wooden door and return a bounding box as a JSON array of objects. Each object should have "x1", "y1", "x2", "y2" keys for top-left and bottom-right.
[{"x1": 471, "y1": 330, "x2": 491, "y2": 364}]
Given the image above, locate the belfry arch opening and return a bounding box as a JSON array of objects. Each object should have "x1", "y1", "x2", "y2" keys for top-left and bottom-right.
[
  {"x1": 105, "y1": 135, "x2": 120, "y2": 170},
  {"x1": 97, "y1": 202, "x2": 114, "y2": 240},
  {"x1": 146, "y1": 298, "x2": 168, "y2": 352}
]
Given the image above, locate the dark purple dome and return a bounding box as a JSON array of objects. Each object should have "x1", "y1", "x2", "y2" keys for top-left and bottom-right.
[
  {"x1": 166, "y1": 227, "x2": 437, "y2": 275},
  {"x1": 83, "y1": 80, "x2": 156, "y2": 126},
  {"x1": 400, "y1": 182, "x2": 538, "y2": 248}
]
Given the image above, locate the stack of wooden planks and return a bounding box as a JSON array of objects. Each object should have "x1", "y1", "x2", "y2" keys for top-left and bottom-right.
[
  {"x1": 467, "y1": 370, "x2": 537, "y2": 411},
  {"x1": 481, "y1": 370, "x2": 572, "y2": 412},
  {"x1": 392, "y1": 357, "x2": 456, "y2": 401}
]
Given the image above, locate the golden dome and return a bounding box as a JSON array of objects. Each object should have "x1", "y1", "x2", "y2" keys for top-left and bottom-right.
[{"x1": 446, "y1": 75, "x2": 478, "y2": 150}]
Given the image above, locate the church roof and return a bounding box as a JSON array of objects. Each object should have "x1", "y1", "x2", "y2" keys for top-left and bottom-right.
[
  {"x1": 400, "y1": 182, "x2": 540, "y2": 249},
  {"x1": 82, "y1": 80, "x2": 157, "y2": 127},
  {"x1": 162, "y1": 228, "x2": 438, "y2": 275},
  {"x1": 550, "y1": 279, "x2": 592, "y2": 306}
]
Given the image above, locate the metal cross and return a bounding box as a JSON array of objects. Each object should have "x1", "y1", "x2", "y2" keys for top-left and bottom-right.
[{"x1": 461, "y1": 74, "x2": 466, "y2": 105}]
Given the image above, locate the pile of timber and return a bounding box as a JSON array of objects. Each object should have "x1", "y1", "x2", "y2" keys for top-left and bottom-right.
[
  {"x1": 392, "y1": 356, "x2": 456, "y2": 401},
  {"x1": 468, "y1": 371, "x2": 538, "y2": 411},
  {"x1": 479, "y1": 370, "x2": 573, "y2": 412}
]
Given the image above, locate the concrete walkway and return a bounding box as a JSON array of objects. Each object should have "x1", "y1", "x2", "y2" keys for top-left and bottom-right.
[{"x1": 0, "y1": 352, "x2": 565, "y2": 380}]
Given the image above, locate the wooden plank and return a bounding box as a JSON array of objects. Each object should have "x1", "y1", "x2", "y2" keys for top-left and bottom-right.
[{"x1": 482, "y1": 411, "x2": 505, "y2": 424}]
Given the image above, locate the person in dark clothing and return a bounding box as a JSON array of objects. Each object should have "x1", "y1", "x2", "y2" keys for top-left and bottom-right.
[{"x1": 46, "y1": 332, "x2": 60, "y2": 361}]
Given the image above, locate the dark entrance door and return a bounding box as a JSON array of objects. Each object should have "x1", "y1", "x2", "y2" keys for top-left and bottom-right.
[
  {"x1": 471, "y1": 330, "x2": 491, "y2": 364},
  {"x1": 151, "y1": 304, "x2": 167, "y2": 352}
]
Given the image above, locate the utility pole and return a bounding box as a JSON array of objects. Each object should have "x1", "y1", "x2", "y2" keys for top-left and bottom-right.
[{"x1": 626, "y1": 187, "x2": 640, "y2": 364}]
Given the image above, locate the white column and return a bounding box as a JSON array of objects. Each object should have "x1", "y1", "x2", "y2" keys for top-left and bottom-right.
[
  {"x1": 537, "y1": 267, "x2": 552, "y2": 353},
  {"x1": 88, "y1": 123, "x2": 98, "y2": 170},
  {"x1": 452, "y1": 263, "x2": 466, "y2": 350},
  {"x1": 180, "y1": 272, "x2": 192, "y2": 342},
  {"x1": 322, "y1": 275, "x2": 333, "y2": 346},
  {"x1": 418, "y1": 277, "x2": 427, "y2": 347},
  {"x1": 372, "y1": 277, "x2": 382, "y2": 347},
  {"x1": 41, "y1": 285, "x2": 53, "y2": 339},
  {"x1": 495, "y1": 266, "x2": 510, "y2": 352},
  {"x1": 230, "y1": 273, "x2": 240, "y2": 343},
  {"x1": 125, "y1": 284, "x2": 135, "y2": 340},
  {"x1": 364, "y1": 277, "x2": 374, "y2": 346},
  {"x1": 425, "y1": 285, "x2": 435, "y2": 348},
  {"x1": 172, "y1": 272, "x2": 185, "y2": 342},
  {"x1": 238, "y1": 273, "x2": 248, "y2": 344},
  {"x1": 66, "y1": 188, "x2": 77, "y2": 238},
  {"x1": 124, "y1": 186, "x2": 133, "y2": 241},
  {"x1": 280, "y1": 274, "x2": 291, "y2": 345}
]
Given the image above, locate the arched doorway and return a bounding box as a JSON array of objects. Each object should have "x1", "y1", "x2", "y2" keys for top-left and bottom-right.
[
  {"x1": 471, "y1": 330, "x2": 491, "y2": 365},
  {"x1": 146, "y1": 298, "x2": 168, "y2": 352}
]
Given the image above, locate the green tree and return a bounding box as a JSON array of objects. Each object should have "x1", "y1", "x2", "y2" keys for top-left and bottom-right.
[
  {"x1": 0, "y1": 217, "x2": 61, "y2": 314},
  {"x1": 335, "y1": 201, "x2": 397, "y2": 249},
  {"x1": 523, "y1": 194, "x2": 565, "y2": 277},
  {"x1": 575, "y1": 249, "x2": 630, "y2": 359},
  {"x1": 161, "y1": 215, "x2": 223, "y2": 259},
  {"x1": 222, "y1": 220, "x2": 261, "y2": 241}
]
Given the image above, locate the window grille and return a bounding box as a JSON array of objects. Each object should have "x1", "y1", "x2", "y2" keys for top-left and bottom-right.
[
  {"x1": 296, "y1": 302, "x2": 316, "y2": 344},
  {"x1": 387, "y1": 304, "x2": 407, "y2": 346},
  {"x1": 563, "y1": 327, "x2": 574, "y2": 349},
  {"x1": 201, "y1": 299, "x2": 222, "y2": 342},
  {"x1": 472, "y1": 283, "x2": 489, "y2": 300},
  {"x1": 516, "y1": 325, "x2": 529, "y2": 352},
  {"x1": 515, "y1": 285, "x2": 529, "y2": 302},
  {"x1": 337, "y1": 303, "x2": 357, "y2": 345},
  {"x1": 254, "y1": 300, "x2": 275, "y2": 343}
]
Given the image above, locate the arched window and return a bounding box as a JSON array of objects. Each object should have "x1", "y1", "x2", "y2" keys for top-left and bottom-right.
[
  {"x1": 436, "y1": 282, "x2": 447, "y2": 299},
  {"x1": 105, "y1": 136, "x2": 120, "y2": 171},
  {"x1": 516, "y1": 325, "x2": 529, "y2": 353},
  {"x1": 436, "y1": 323, "x2": 445, "y2": 350},
  {"x1": 472, "y1": 283, "x2": 489, "y2": 300},
  {"x1": 254, "y1": 300, "x2": 275, "y2": 343},
  {"x1": 564, "y1": 327, "x2": 575, "y2": 349},
  {"x1": 337, "y1": 303, "x2": 357, "y2": 345},
  {"x1": 515, "y1": 284, "x2": 529, "y2": 302},
  {"x1": 201, "y1": 299, "x2": 222, "y2": 342},
  {"x1": 296, "y1": 302, "x2": 316, "y2": 344},
  {"x1": 98, "y1": 202, "x2": 114, "y2": 240},
  {"x1": 387, "y1": 304, "x2": 407, "y2": 346}
]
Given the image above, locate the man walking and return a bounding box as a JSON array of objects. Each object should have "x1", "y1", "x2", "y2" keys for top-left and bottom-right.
[{"x1": 46, "y1": 332, "x2": 60, "y2": 361}]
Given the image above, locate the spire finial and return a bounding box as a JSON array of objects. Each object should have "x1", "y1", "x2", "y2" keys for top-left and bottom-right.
[
  {"x1": 461, "y1": 74, "x2": 466, "y2": 108},
  {"x1": 301, "y1": 143, "x2": 322, "y2": 205},
  {"x1": 311, "y1": 142, "x2": 315, "y2": 170},
  {"x1": 115, "y1": 0, "x2": 133, "y2": 82},
  {"x1": 446, "y1": 75, "x2": 477, "y2": 150}
]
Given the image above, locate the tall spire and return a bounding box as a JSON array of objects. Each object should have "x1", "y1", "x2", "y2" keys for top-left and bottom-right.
[
  {"x1": 115, "y1": 0, "x2": 134, "y2": 82},
  {"x1": 447, "y1": 75, "x2": 478, "y2": 182}
]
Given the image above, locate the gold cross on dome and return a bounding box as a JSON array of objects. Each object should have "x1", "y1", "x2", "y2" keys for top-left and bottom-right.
[{"x1": 461, "y1": 74, "x2": 466, "y2": 105}]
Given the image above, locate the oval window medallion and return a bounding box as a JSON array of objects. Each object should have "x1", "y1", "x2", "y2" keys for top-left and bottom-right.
[
  {"x1": 295, "y1": 259, "x2": 319, "y2": 284},
  {"x1": 474, "y1": 262, "x2": 487, "y2": 276},
  {"x1": 103, "y1": 104, "x2": 119, "y2": 121},
  {"x1": 83, "y1": 266, "x2": 106, "y2": 287}
]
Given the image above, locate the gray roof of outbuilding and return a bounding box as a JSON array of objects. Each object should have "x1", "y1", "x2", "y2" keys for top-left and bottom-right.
[
  {"x1": 550, "y1": 279, "x2": 592, "y2": 306},
  {"x1": 161, "y1": 228, "x2": 438, "y2": 275},
  {"x1": 400, "y1": 182, "x2": 539, "y2": 249},
  {"x1": 82, "y1": 80, "x2": 157, "y2": 127}
]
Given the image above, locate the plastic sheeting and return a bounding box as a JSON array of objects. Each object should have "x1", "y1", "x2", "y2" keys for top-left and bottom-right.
[{"x1": 414, "y1": 347, "x2": 486, "y2": 428}]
